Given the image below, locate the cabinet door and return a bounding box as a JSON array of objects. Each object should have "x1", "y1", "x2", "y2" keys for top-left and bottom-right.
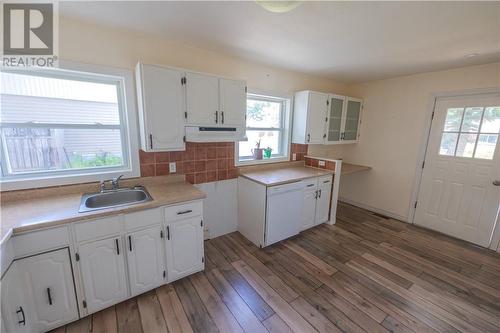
[
  {"x1": 139, "y1": 64, "x2": 185, "y2": 151},
  {"x1": 315, "y1": 178, "x2": 333, "y2": 225},
  {"x1": 17, "y1": 248, "x2": 78, "y2": 332},
  {"x1": 326, "y1": 95, "x2": 345, "y2": 143},
  {"x1": 219, "y1": 78, "x2": 246, "y2": 127},
  {"x1": 79, "y1": 237, "x2": 128, "y2": 314},
  {"x1": 306, "y1": 92, "x2": 328, "y2": 144},
  {"x1": 342, "y1": 97, "x2": 362, "y2": 142},
  {"x1": 1, "y1": 263, "x2": 33, "y2": 333},
  {"x1": 126, "y1": 226, "x2": 166, "y2": 296},
  {"x1": 301, "y1": 181, "x2": 318, "y2": 230},
  {"x1": 165, "y1": 217, "x2": 204, "y2": 282},
  {"x1": 185, "y1": 72, "x2": 220, "y2": 126}
]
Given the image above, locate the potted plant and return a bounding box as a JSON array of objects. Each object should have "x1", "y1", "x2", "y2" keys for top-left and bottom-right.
[
  {"x1": 252, "y1": 139, "x2": 263, "y2": 160},
  {"x1": 263, "y1": 147, "x2": 273, "y2": 159}
]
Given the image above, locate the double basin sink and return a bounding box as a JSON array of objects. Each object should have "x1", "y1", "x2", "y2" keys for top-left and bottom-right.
[{"x1": 79, "y1": 186, "x2": 152, "y2": 213}]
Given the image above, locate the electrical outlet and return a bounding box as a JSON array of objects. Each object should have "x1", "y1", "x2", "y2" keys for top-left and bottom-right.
[
  {"x1": 203, "y1": 228, "x2": 210, "y2": 239},
  {"x1": 292, "y1": 153, "x2": 297, "y2": 161},
  {"x1": 318, "y1": 160, "x2": 326, "y2": 167},
  {"x1": 169, "y1": 162, "x2": 176, "y2": 173}
]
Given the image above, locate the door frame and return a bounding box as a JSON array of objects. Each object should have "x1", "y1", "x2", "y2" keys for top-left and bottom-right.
[{"x1": 408, "y1": 87, "x2": 500, "y2": 251}]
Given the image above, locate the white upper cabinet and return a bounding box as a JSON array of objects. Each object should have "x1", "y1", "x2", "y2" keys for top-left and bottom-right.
[
  {"x1": 78, "y1": 237, "x2": 128, "y2": 314},
  {"x1": 219, "y1": 78, "x2": 247, "y2": 126},
  {"x1": 126, "y1": 225, "x2": 166, "y2": 296},
  {"x1": 293, "y1": 90, "x2": 363, "y2": 145},
  {"x1": 293, "y1": 91, "x2": 328, "y2": 144},
  {"x1": 185, "y1": 72, "x2": 220, "y2": 126},
  {"x1": 136, "y1": 63, "x2": 186, "y2": 151}
]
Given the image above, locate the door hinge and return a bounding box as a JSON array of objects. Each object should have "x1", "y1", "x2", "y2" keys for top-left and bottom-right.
[
  {"x1": 75, "y1": 253, "x2": 80, "y2": 261},
  {"x1": 326, "y1": 100, "x2": 329, "y2": 106},
  {"x1": 183, "y1": 135, "x2": 186, "y2": 143},
  {"x1": 422, "y1": 160, "x2": 425, "y2": 169},
  {"x1": 163, "y1": 270, "x2": 166, "y2": 278},
  {"x1": 245, "y1": 86, "x2": 247, "y2": 93},
  {"x1": 325, "y1": 117, "x2": 328, "y2": 122},
  {"x1": 82, "y1": 300, "x2": 87, "y2": 308},
  {"x1": 414, "y1": 201, "x2": 418, "y2": 208},
  {"x1": 200, "y1": 220, "x2": 203, "y2": 227},
  {"x1": 184, "y1": 111, "x2": 188, "y2": 119},
  {"x1": 202, "y1": 256, "x2": 204, "y2": 263}
]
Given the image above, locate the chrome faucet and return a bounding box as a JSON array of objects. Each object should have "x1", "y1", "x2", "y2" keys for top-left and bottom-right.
[
  {"x1": 111, "y1": 175, "x2": 124, "y2": 190},
  {"x1": 99, "y1": 174, "x2": 124, "y2": 192}
]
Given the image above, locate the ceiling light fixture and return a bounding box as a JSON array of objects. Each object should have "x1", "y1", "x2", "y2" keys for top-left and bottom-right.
[{"x1": 255, "y1": 1, "x2": 302, "y2": 13}]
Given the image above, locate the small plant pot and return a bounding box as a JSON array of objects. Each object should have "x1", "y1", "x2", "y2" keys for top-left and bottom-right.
[{"x1": 252, "y1": 148, "x2": 264, "y2": 160}]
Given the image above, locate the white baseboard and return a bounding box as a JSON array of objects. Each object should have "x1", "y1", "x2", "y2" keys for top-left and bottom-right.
[{"x1": 338, "y1": 197, "x2": 409, "y2": 223}]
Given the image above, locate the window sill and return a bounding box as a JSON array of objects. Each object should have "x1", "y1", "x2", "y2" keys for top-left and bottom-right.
[{"x1": 236, "y1": 156, "x2": 290, "y2": 167}]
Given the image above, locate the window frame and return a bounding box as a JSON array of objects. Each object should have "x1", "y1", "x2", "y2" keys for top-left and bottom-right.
[
  {"x1": 0, "y1": 61, "x2": 140, "y2": 191},
  {"x1": 235, "y1": 90, "x2": 292, "y2": 166}
]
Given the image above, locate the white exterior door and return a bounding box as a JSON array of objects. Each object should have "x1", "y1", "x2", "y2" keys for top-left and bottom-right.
[
  {"x1": 219, "y1": 78, "x2": 246, "y2": 126},
  {"x1": 79, "y1": 237, "x2": 128, "y2": 314},
  {"x1": 139, "y1": 64, "x2": 185, "y2": 151},
  {"x1": 306, "y1": 92, "x2": 328, "y2": 144},
  {"x1": 302, "y1": 180, "x2": 318, "y2": 230},
  {"x1": 415, "y1": 94, "x2": 500, "y2": 247},
  {"x1": 126, "y1": 226, "x2": 165, "y2": 296},
  {"x1": 17, "y1": 249, "x2": 78, "y2": 332},
  {"x1": 185, "y1": 72, "x2": 220, "y2": 126},
  {"x1": 1, "y1": 263, "x2": 33, "y2": 333},
  {"x1": 315, "y1": 177, "x2": 333, "y2": 225},
  {"x1": 165, "y1": 217, "x2": 204, "y2": 282}
]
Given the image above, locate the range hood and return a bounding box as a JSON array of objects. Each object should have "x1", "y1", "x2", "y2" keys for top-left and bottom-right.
[{"x1": 185, "y1": 126, "x2": 246, "y2": 142}]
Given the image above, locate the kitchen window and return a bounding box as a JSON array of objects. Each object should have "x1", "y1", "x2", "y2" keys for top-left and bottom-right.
[
  {"x1": 236, "y1": 92, "x2": 292, "y2": 165},
  {"x1": 0, "y1": 64, "x2": 139, "y2": 190}
]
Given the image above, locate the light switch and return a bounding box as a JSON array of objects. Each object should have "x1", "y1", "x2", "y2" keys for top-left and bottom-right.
[
  {"x1": 169, "y1": 162, "x2": 176, "y2": 173},
  {"x1": 318, "y1": 160, "x2": 326, "y2": 167}
]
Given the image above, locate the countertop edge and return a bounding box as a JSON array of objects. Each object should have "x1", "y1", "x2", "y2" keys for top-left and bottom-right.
[{"x1": 239, "y1": 168, "x2": 334, "y2": 187}]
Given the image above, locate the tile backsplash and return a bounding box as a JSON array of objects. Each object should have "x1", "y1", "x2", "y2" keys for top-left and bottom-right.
[
  {"x1": 304, "y1": 156, "x2": 336, "y2": 171},
  {"x1": 140, "y1": 142, "x2": 237, "y2": 184},
  {"x1": 140, "y1": 142, "x2": 309, "y2": 184}
]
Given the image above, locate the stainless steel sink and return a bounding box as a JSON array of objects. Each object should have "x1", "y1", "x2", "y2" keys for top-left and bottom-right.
[{"x1": 79, "y1": 186, "x2": 152, "y2": 213}]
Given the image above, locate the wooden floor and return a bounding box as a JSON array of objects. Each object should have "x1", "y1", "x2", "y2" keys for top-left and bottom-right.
[{"x1": 54, "y1": 203, "x2": 500, "y2": 333}]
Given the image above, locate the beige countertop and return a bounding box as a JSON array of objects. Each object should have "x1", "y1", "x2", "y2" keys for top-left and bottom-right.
[
  {"x1": 0, "y1": 176, "x2": 206, "y2": 241},
  {"x1": 240, "y1": 166, "x2": 334, "y2": 186},
  {"x1": 341, "y1": 162, "x2": 371, "y2": 175}
]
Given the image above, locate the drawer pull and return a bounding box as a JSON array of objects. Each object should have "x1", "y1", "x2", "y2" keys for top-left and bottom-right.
[
  {"x1": 128, "y1": 235, "x2": 132, "y2": 252},
  {"x1": 306, "y1": 184, "x2": 315, "y2": 187},
  {"x1": 47, "y1": 288, "x2": 53, "y2": 305},
  {"x1": 323, "y1": 180, "x2": 330, "y2": 183},
  {"x1": 177, "y1": 209, "x2": 193, "y2": 215}
]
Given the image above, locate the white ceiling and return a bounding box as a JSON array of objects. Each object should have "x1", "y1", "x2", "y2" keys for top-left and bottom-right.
[{"x1": 60, "y1": 1, "x2": 500, "y2": 83}]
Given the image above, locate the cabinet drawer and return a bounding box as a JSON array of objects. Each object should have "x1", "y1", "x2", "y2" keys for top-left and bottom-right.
[
  {"x1": 74, "y1": 215, "x2": 123, "y2": 243},
  {"x1": 319, "y1": 175, "x2": 333, "y2": 185},
  {"x1": 164, "y1": 201, "x2": 202, "y2": 222},
  {"x1": 12, "y1": 226, "x2": 70, "y2": 258},
  {"x1": 124, "y1": 207, "x2": 162, "y2": 231},
  {"x1": 302, "y1": 179, "x2": 318, "y2": 189}
]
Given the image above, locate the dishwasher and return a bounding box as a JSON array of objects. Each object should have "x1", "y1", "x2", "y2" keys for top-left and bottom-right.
[{"x1": 265, "y1": 181, "x2": 303, "y2": 246}]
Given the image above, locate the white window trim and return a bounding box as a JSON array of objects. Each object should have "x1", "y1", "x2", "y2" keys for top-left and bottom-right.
[
  {"x1": 0, "y1": 60, "x2": 140, "y2": 191},
  {"x1": 235, "y1": 89, "x2": 293, "y2": 166}
]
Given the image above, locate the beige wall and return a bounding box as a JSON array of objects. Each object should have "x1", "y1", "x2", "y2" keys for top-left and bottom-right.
[
  {"x1": 59, "y1": 17, "x2": 348, "y2": 95},
  {"x1": 312, "y1": 63, "x2": 500, "y2": 221}
]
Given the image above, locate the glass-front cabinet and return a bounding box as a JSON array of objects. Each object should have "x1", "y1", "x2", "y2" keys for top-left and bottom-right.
[{"x1": 326, "y1": 96, "x2": 363, "y2": 144}]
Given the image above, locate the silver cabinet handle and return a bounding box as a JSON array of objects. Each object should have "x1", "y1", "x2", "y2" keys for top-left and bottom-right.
[
  {"x1": 149, "y1": 134, "x2": 153, "y2": 149},
  {"x1": 493, "y1": 180, "x2": 500, "y2": 186},
  {"x1": 221, "y1": 111, "x2": 225, "y2": 124},
  {"x1": 215, "y1": 111, "x2": 218, "y2": 123},
  {"x1": 177, "y1": 209, "x2": 193, "y2": 215}
]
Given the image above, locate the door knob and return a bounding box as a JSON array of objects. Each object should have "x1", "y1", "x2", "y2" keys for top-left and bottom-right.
[{"x1": 493, "y1": 180, "x2": 500, "y2": 186}]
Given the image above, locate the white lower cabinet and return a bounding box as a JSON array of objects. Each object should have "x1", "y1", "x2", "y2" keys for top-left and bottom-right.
[
  {"x1": 315, "y1": 177, "x2": 333, "y2": 225},
  {"x1": 302, "y1": 180, "x2": 318, "y2": 230},
  {"x1": 1, "y1": 248, "x2": 78, "y2": 333},
  {"x1": 126, "y1": 225, "x2": 166, "y2": 296},
  {"x1": 79, "y1": 237, "x2": 128, "y2": 314},
  {"x1": 165, "y1": 217, "x2": 204, "y2": 281},
  {"x1": 301, "y1": 175, "x2": 333, "y2": 230}
]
